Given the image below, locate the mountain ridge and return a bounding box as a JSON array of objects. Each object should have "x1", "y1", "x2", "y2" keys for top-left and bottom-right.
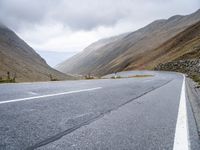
[
  {"x1": 56, "y1": 9, "x2": 200, "y2": 76},
  {"x1": 0, "y1": 25, "x2": 77, "y2": 82}
]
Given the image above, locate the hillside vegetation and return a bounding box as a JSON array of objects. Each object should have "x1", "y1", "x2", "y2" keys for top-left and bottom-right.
[
  {"x1": 0, "y1": 25, "x2": 77, "y2": 82},
  {"x1": 154, "y1": 21, "x2": 200, "y2": 84},
  {"x1": 56, "y1": 9, "x2": 200, "y2": 77}
]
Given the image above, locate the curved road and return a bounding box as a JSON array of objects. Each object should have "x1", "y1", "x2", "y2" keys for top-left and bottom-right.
[{"x1": 0, "y1": 71, "x2": 199, "y2": 149}]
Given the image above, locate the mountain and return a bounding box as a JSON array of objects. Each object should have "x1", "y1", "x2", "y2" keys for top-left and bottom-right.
[
  {"x1": 0, "y1": 25, "x2": 76, "y2": 82},
  {"x1": 36, "y1": 51, "x2": 76, "y2": 67},
  {"x1": 56, "y1": 9, "x2": 200, "y2": 77},
  {"x1": 154, "y1": 20, "x2": 200, "y2": 83},
  {"x1": 55, "y1": 32, "x2": 130, "y2": 75},
  {"x1": 142, "y1": 20, "x2": 200, "y2": 70}
]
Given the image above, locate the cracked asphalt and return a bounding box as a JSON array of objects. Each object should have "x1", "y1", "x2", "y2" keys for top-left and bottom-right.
[{"x1": 0, "y1": 71, "x2": 199, "y2": 150}]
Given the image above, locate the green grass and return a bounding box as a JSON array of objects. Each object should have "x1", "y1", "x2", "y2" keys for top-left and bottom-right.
[
  {"x1": 128, "y1": 75, "x2": 153, "y2": 78},
  {"x1": 0, "y1": 79, "x2": 16, "y2": 83},
  {"x1": 111, "y1": 76, "x2": 122, "y2": 79},
  {"x1": 191, "y1": 74, "x2": 200, "y2": 87},
  {"x1": 85, "y1": 76, "x2": 95, "y2": 80},
  {"x1": 111, "y1": 75, "x2": 153, "y2": 79}
]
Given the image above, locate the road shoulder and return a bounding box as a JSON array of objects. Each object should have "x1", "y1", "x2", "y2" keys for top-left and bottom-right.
[{"x1": 186, "y1": 78, "x2": 200, "y2": 138}]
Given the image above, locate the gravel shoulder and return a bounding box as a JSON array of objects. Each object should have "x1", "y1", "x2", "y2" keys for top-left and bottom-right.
[{"x1": 186, "y1": 78, "x2": 200, "y2": 137}]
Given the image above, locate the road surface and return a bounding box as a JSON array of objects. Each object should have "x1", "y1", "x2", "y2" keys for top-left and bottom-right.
[{"x1": 0, "y1": 71, "x2": 199, "y2": 150}]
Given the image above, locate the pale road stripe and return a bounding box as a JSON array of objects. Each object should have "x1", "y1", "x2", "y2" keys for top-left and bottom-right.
[
  {"x1": 0, "y1": 87, "x2": 102, "y2": 105},
  {"x1": 28, "y1": 92, "x2": 38, "y2": 95},
  {"x1": 173, "y1": 75, "x2": 190, "y2": 150}
]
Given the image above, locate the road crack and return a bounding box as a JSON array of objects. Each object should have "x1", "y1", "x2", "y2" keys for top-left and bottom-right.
[{"x1": 27, "y1": 79, "x2": 173, "y2": 150}]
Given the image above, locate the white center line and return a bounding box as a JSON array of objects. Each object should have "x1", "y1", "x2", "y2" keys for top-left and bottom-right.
[
  {"x1": 0, "y1": 87, "x2": 102, "y2": 105},
  {"x1": 173, "y1": 75, "x2": 190, "y2": 150}
]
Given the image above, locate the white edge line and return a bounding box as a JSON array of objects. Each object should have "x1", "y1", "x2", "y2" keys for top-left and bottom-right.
[
  {"x1": 173, "y1": 75, "x2": 190, "y2": 150},
  {"x1": 0, "y1": 87, "x2": 102, "y2": 105}
]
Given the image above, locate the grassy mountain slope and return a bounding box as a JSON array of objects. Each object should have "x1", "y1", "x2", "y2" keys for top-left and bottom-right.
[
  {"x1": 57, "y1": 9, "x2": 200, "y2": 77},
  {"x1": 0, "y1": 25, "x2": 76, "y2": 82},
  {"x1": 153, "y1": 20, "x2": 200, "y2": 84},
  {"x1": 56, "y1": 32, "x2": 129, "y2": 75},
  {"x1": 126, "y1": 20, "x2": 200, "y2": 70}
]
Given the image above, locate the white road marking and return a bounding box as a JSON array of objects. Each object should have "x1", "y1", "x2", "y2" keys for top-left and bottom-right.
[
  {"x1": 0, "y1": 87, "x2": 102, "y2": 105},
  {"x1": 173, "y1": 75, "x2": 190, "y2": 150},
  {"x1": 28, "y1": 92, "x2": 38, "y2": 95}
]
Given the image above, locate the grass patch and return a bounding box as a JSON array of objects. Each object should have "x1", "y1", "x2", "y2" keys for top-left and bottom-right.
[
  {"x1": 84, "y1": 74, "x2": 96, "y2": 80},
  {"x1": 111, "y1": 76, "x2": 122, "y2": 79},
  {"x1": 128, "y1": 75, "x2": 153, "y2": 78},
  {"x1": 85, "y1": 76, "x2": 95, "y2": 80},
  {"x1": 0, "y1": 79, "x2": 16, "y2": 83},
  {"x1": 111, "y1": 74, "x2": 153, "y2": 79},
  {"x1": 191, "y1": 74, "x2": 200, "y2": 87},
  {"x1": 0, "y1": 72, "x2": 16, "y2": 83}
]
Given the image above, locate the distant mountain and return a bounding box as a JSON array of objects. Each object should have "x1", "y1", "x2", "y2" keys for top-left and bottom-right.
[
  {"x1": 0, "y1": 25, "x2": 76, "y2": 82},
  {"x1": 56, "y1": 9, "x2": 200, "y2": 76},
  {"x1": 55, "y1": 32, "x2": 129, "y2": 74},
  {"x1": 36, "y1": 51, "x2": 76, "y2": 67}
]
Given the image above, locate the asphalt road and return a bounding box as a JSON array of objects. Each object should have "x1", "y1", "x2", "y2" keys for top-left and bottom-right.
[{"x1": 0, "y1": 71, "x2": 199, "y2": 150}]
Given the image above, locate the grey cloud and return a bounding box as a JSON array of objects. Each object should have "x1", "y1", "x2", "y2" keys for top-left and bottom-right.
[
  {"x1": 0, "y1": 0, "x2": 57, "y2": 30},
  {"x1": 0, "y1": 0, "x2": 199, "y2": 31}
]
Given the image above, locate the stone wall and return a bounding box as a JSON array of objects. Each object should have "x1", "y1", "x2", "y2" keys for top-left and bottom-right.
[{"x1": 155, "y1": 59, "x2": 200, "y2": 76}]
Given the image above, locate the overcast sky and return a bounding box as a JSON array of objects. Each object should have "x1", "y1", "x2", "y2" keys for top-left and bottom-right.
[{"x1": 0, "y1": 0, "x2": 199, "y2": 54}]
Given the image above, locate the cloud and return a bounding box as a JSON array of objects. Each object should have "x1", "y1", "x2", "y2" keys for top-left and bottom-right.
[
  {"x1": 1, "y1": 0, "x2": 199, "y2": 31},
  {"x1": 0, "y1": 0, "x2": 199, "y2": 53},
  {"x1": 0, "y1": 0, "x2": 131, "y2": 30},
  {"x1": 19, "y1": 21, "x2": 136, "y2": 53}
]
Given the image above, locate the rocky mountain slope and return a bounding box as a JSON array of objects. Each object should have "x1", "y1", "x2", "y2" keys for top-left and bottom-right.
[
  {"x1": 154, "y1": 20, "x2": 200, "y2": 84},
  {"x1": 151, "y1": 20, "x2": 200, "y2": 69},
  {"x1": 0, "y1": 24, "x2": 76, "y2": 82},
  {"x1": 57, "y1": 9, "x2": 200, "y2": 77}
]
